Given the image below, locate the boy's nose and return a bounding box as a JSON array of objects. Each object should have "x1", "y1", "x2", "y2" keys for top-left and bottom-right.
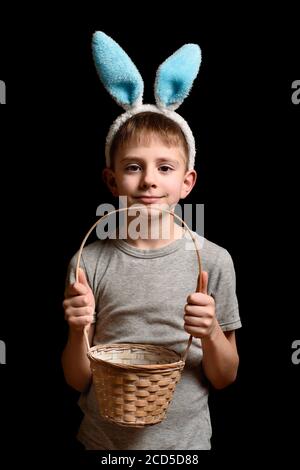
[{"x1": 139, "y1": 170, "x2": 157, "y2": 188}]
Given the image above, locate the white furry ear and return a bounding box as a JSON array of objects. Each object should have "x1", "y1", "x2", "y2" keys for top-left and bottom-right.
[
  {"x1": 92, "y1": 32, "x2": 144, "y2": 110},
  {"x1": 155, "y1": 44, "x2": 201, "y2": 111}
]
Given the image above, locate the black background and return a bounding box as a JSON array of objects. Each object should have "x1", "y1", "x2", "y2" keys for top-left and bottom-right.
[{"x1": 0, "y1": 5, "x2": 299, "y2": 464}]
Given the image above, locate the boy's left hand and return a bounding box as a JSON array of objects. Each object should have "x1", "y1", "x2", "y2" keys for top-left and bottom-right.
[{"x1": 184, "y1": 271, "x2": 217, "y2": 339}]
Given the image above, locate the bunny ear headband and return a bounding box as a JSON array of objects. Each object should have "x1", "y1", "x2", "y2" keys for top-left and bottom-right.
[{"x1": 92, "y1": 32, "x2": 202, "y2": 170}]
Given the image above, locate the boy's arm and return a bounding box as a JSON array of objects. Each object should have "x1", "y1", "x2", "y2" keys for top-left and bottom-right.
[
  {"x1": 184, "y1": 271, "x2": 239, "y2": 389},
  {"x1": 201, "y1": 328, "x2": 239, "y2": 389},
  {"x1": 61, "y1": 325, "x2": 95, "y2": 393},
  {"x1": 62, "y1": 268, "x2": 96, "y2": 392}
]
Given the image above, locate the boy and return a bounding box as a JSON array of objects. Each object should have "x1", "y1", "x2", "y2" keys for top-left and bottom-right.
[{"x1": 62, "y1": 32, "x2": 241, "y2": 450}]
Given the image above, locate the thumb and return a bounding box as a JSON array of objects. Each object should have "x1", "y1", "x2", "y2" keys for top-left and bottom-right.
[
  {"x1": 200, "y1": 271, "x2": 208, "y2": 295},
  {"x1": 77, "y1": 267, "x2": 89, "y2": 287}
]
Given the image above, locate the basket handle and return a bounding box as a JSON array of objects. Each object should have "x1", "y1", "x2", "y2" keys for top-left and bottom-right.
[{"x1": 75, "y1": 206, "x2": 203, "y2": 362}]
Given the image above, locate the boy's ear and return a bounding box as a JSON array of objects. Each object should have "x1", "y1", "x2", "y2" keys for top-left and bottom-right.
[
  {"x1": 102, "y1": 168, "x2": 118, "y2": 196},
  {"x1": 180, "y1": 169, "x2": 197, "y2": 199}
]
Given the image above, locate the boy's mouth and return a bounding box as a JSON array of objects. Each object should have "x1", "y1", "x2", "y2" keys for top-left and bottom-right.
[{"x1": 133, "y1": 196, "x2": 164, "y2": 204}]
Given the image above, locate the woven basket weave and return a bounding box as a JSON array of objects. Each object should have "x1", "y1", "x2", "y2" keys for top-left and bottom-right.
[{"x1": 75, "y1": 206, "x2": 202, "y2": 428}]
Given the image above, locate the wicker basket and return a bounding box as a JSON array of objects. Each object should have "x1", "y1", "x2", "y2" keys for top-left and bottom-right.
[{"x1": 75, "y1": 206, "x2": 202, "y2": 428}]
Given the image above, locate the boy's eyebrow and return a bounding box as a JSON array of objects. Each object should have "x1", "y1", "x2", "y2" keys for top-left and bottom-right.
[{"x1": 120, "y1": 156, "x2": 181, "y2": 166}]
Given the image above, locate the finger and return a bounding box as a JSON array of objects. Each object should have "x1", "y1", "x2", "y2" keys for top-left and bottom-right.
[
  {"x1": 67, "y1": 315, "x2": 94, "y2": 329},
  {"x1": 184, "y1": 315, "x2": 204, "y2": 327},
  {"x1": 63, "y1": 294, "x2": 90, "y2": 309},
  {"x1": 65, "y1": 281, "x2": 88, "y2": 297},
  {"x1": 185, "y1": 305, "x2": 208, "y2": 317},
  {"x1": 201, "y1": 271, "x2": 208, "y2": 295},
  {"x1": 65, "y1": 306, "x2": 94, "y2": 319},
  {"x1": 186, "y1": 292, "x2": 210, "y2": 306},
  {"x1": 184, "y1": 324, "x2": 206, "y2": 337},
  {"x1": 78, "y1": 268, "x2": 90, "y2": 287}
]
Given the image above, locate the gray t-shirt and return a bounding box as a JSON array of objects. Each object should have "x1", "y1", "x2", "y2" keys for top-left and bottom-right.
[{"x1": 66, "y1": 231, "x2": 241, "y2": 450}]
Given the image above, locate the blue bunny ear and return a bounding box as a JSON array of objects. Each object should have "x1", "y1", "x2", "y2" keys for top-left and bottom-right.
[
  {"x1": 92, "y1": 32, "x2": 144, "y2": 110},
  {"x1": 155, "y1": 44, "x2": 201, "y2": 110}
]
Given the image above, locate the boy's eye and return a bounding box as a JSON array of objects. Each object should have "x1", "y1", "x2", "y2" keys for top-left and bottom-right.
[
  {"x1": 159, "y1": 166, "x2": 173, "y2": 172},
  {"x1": 125, "y1": 164, "x2": 141, "y2": 172},
  {"x1": 125, "y1": 164, "x2": 173, "y2": 173}
]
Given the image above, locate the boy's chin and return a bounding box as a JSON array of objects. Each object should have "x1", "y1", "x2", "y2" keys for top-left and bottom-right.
[{"x1": 129, "y1": 201, "x2": 173, "y2": 218}]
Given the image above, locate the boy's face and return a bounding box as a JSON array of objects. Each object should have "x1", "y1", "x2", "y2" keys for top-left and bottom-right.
[{"x1": 103, "y1": 136, "x2": 197, "y2": 210}]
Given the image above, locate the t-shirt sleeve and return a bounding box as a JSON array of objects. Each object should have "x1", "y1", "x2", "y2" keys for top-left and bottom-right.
[
  {"x1": 65, "y1": 251, "x2": 90, "y2": 290},
  {"x1": 209, "y1": 248, "x2": 241, "y2": 332},
  {"x1": 65, "y1": 242, "x2": 106, "y2": 295}
]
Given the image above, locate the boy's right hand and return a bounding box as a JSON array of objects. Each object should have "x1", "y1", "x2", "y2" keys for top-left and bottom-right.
[{"x1": 63, "y1": 268, "x2": 96, "y2": 332}]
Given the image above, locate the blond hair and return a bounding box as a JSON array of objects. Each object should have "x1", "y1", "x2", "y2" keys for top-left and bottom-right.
[{"x1": 109, "y1": 112, "x2": 189, "y2": 171}]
